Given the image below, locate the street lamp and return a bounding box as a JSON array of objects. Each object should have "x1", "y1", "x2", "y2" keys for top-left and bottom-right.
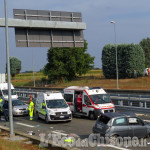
[
  {"x1": 5, "y1": 0, "x2": 14, "y2": 137},
  {"x1": 110, "y1": 21, "x2": 119, "y2": 89}
]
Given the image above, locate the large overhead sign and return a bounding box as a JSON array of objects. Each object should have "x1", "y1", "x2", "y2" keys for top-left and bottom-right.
[{"x1": 13, "y1": 9, "x2": 86, "y2": 47}]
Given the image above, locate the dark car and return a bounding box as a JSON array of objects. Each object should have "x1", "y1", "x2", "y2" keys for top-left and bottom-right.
[{"x1": 93, "y1": 112, "x2": 150, "y2": 138}]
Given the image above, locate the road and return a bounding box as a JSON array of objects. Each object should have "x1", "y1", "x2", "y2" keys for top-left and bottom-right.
[{"x1": 0, "y1": 114, "x2": 150, "y2": 150}]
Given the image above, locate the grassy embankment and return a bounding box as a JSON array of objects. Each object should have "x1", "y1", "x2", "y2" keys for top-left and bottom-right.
[
  {"x1": 0, "y1": 133, "x2": 46, "y2": 150},
  {"x1": 11, "y1": 70, "x2": 150, "y2": 90}
]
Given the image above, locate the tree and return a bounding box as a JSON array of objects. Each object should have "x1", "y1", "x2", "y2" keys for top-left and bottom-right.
[
  {"x1": 102, "y1": 44, "x2": 145, "y2": 79},
  {"x1": 43, "y1": 41, "x2": 95, "y2": 82},
  {"x1": 9, "y1": 57, "x2": 21, "y2": 77},
  {"x1": 139, "y1": 38, "x2": 150, "y2": 67}
]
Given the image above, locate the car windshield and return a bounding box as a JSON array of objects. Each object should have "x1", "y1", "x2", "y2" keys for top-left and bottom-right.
[
  {"x1": 90, "y1": 94, "x2": 111, "y2": 104},
  {"x1": 12, "y1": 100, "x2": 25, "y2": 106},
  {"x1": 2, "y1": 89, "x2": 17, "y2": 96},
  {"x1": 46, "y1": 99, "x2": 68, "y2": 108}
]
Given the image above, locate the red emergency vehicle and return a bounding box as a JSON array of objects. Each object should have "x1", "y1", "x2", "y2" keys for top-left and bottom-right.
[{"x1": 64, "y1": 86, "x2": 115, "y2": 119}]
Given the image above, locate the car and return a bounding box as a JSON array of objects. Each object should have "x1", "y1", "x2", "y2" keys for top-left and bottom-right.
[
  {"x1": 12, "y1": 99, "x2": 29, "y2": 116},
  {"x1": 2, "y1": 99, "x2": 28, "y2": 116},
  {"x1": 93, "y1": 111, "x2": 150, "y2": 139}
]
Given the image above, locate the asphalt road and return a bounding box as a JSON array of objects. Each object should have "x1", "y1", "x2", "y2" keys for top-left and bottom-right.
[{"x1": 0, "y1": 114, "x2": 150, "y2": 150}]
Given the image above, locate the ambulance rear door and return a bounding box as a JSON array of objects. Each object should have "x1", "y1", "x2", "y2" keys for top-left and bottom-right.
[{"x1": 64, "y1": 89, "x2": 74, "y2": 112}]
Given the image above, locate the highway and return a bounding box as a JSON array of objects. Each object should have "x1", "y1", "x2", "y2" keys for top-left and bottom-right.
[{"x1": 0, "y1": 114, "x2": 150, "y2": 150}]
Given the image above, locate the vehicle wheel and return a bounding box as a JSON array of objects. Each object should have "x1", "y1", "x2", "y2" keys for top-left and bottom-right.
[
  {"x1": 110, "y1": 135, "x2": 118, "y2": 145},
  {"x1": 89, "y1": 112, "x2": 95, "y2": 120},
  {"x1": 37, "y1": 113, "x2": 40, "y2": 119},
  {"x1": 145, "y1": 133, "x2": 150, "y2": 138},
  {"x1": 45, "y1": 115, "x2": 49, "y2": 123},
  {"x1": 5, "y1": 115, "x2": 9, "y2": 121}
]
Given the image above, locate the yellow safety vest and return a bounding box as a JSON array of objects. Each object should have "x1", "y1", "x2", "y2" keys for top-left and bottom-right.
[
  {"x1": 0, "y1": 99, "x2": 3, "y2": 111},
  {"x1": 29, "y1": 101, "x2": 34, "y2": 112}
]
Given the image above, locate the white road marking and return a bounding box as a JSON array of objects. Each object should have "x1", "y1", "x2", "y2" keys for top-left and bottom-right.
[
  {"x1": 97, "y1": 144, "x2": 130, "y2": 150},
  {"x1": 52, "y1": 131, "x2": 68, "y2": 136},
  {"x1": 16, "y1": 122, "x2": 35, "y2": 128}
]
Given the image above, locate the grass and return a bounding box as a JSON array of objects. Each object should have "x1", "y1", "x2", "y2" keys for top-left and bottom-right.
[
  {"x1": 0, "y1": 137, "x2": 46, "y2": 150},
  {"x1": 10, "y1": 70, "x2": 150, "y2": 90},
  {"x1": 0, "y1": 131, "x2": 59, "y2": 150}
]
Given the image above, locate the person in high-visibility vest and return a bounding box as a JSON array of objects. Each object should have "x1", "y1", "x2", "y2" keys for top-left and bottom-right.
[
  {"x1": 0, "y1": 96, "x2": 3, "y2": 120},
  {"x1": 29, "y1": 98, "x2": 34, "y2": 120}
]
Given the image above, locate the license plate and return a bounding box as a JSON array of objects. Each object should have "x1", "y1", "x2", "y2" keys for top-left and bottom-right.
[
  {"x1": 21, "y1": 110, "x2": 26, "y2": 113},
  {"x1": 60, "y1": 116, "x2": 64, "y2": 118}
]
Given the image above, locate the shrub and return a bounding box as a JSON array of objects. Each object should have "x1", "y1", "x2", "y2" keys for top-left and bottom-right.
[{"x1": 102, "y1": 44, "x2": 145, "y2": 79}]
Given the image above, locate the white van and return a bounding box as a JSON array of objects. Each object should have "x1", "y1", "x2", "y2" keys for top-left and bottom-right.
[
  {"x1": 0, "y1": 83, "x2": 18, "y2": 100},
  {"x1": 36, "y1": 91, "x2": 72, "y2": 123},
  {"x1": 64, "y1": 86, "x2": 115, "y2": 119}
]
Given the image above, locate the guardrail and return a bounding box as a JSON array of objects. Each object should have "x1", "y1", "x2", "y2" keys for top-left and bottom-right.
[
  {"x1": 110, "y1": 94, "x2": 150, "y2": 114},
  {"x1": 16, "y1": 88, "x2": 150, "y2": 114}
]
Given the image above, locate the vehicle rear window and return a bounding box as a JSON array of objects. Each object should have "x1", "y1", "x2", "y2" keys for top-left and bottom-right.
[{"x1": 98, "y1": 115, "x2": 110, "y2": 124}]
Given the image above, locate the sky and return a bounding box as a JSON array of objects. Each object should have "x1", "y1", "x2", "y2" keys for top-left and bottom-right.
[{"x1": 0, "y1": 0, "x2": 150, "y2": 73}]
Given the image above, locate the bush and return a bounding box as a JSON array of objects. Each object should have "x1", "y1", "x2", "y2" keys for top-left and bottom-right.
[{"x1": 102, "y1": 44, "x2": 145, "y2": 79}]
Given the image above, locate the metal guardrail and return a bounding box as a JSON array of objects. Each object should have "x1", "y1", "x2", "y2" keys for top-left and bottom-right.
[
  {"x1": 16, "y1": 88, "x2": 150, "y2": 114},
  {"x1": 110, "y1": 94, "x2": 150, "y2": 114}
]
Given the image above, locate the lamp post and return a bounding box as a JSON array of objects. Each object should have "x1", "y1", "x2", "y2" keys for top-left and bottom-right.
[
  {"x1": 110, "y1": 21, "x2": 119, "y2": 89},
  {"x1": 4, "y1": 0, "x2": 14, "y2": 137}
]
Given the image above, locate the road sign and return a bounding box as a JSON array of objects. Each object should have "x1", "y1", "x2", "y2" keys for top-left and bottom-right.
[{"x1": 13, "y1": 9, "x2": 86, "y2": 47}]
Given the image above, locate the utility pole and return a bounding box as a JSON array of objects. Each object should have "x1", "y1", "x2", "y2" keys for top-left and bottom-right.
[{"x1": 5, "y1": 0, "x2": 14, "y2": 137}]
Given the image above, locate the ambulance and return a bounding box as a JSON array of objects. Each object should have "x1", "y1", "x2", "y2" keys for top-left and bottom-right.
[
  {"x1": 36, "y1": 91, "x2": 72, "y2": 123},
  {"x1": 64, "y1": 86, "x2": 115, "y2": 119}
]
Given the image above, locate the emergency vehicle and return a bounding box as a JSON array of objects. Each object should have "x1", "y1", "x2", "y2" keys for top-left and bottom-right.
[
  {"x1": 35, "y1": 91, "x2": 72, "y2": 123},
  {"x1": 64, "y1": 86, "x2": 115, "y2": 119}
]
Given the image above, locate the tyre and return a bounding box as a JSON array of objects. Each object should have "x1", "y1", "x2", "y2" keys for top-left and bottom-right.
[
  {"x1": 109, "y1": 135, "x2": 118, "y2": 145},
  {"x1": 37, "y1": 112, "x2": 40, "y2": 119},
  {"x1": 5, "y1": 115, "x2": 9, "y2": 121},
  {"x1": 89, "y1": 112, "x2": 95, "y2": 120},
  {"x1": 45, "y1": 115, "x2": 49, "y2": 123}
]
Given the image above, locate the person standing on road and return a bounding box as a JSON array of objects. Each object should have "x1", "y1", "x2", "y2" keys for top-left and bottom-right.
[
  {"x1": 3, "y1": 100, "x2": 9, "y2": 121},
  {"x1": 29, "y1": 98, "x2": 34, "y2": 120},
  {"x1": 29, "y1": 94, "x2": 33, "y2": 101},
  {"x1": 77, "y1": 92, "x2": 82, "y2": 112},
  {"x1": 0, "y1": 96, "x2": 3, "y2": 120}
]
